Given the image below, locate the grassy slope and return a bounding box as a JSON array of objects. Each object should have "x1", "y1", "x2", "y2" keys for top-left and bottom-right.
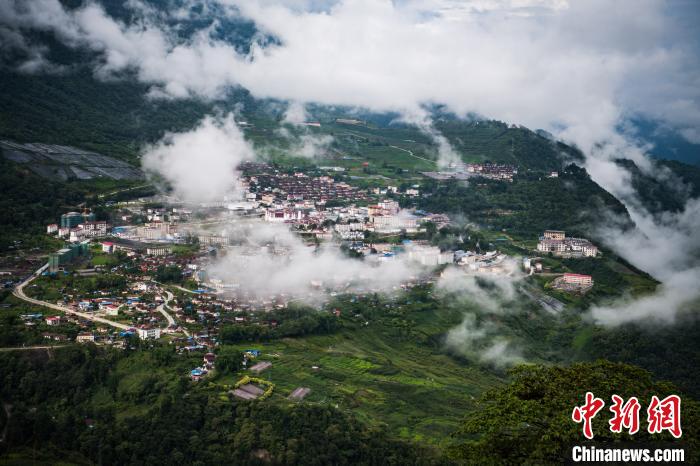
[{"x1": 217, "y1": 297, "x2": 502, "y2": 446}]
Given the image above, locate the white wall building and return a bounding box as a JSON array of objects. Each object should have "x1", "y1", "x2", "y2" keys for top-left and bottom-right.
[{"x1": 138, "y1": 328, "x2": 161, "y2": 340}]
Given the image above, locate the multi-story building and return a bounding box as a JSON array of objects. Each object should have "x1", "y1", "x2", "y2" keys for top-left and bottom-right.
[
  {"x1": 536, "y1": 231, "x2": 598, "y2": 257},
  {"x1": 543, "y1": 230, "x2": 565, "y2": 240},
  {"x1": 61, "y1": 211, "x2": 95, "y2": 228},
  {"x1": 138, "y1": 327, "x2": 161, "y2": 340},
  {"x1": 79, "y1": 220, "x2": 108, "y2": 236},
  {"x1": 373, "y1": 215, "x2": 418, "y2": 232},
  {"x1": 45, "y1": 316, "x2": 61, "y2": 326},
  {"x1": 146, "y1": 247, "x2": 173, "y2": 256},
  {"x1": 406, "y1": 245, "x2": 453, "y2": 266},
  {"x1": 76, "y1": 333, "x2": 96, "y2": 343},
  {"x1": 562, "y1": 273, "x2": 593, "y2": 285}
]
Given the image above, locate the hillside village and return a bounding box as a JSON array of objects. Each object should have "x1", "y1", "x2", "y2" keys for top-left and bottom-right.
[{"x1": 0, "y1": 158, "x2": 608, "y2": 400}]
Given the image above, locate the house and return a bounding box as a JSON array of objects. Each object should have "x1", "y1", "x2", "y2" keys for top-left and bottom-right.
[
  {"x1": 45, "y1": 316, "x2": 61, "y2": 326},
  {"x1": 137, "y1": 327, "x2": 161, "y2": 340},
  {"x1": 102, "y1": 242, "x2": 115, "y2": 253},
  {"x1": 562, "y1": 273, "x2": 593, "y2": 286},
  {"x1": 46, "y1": 224, "x2": 58, "y2": 234},
  {"x1": 203, "y1": 352, "x2": 216, "y2": 368},
  {"x1": 42, "y1": 332, "x2": 68, "y2": 342},
  {"x1": 76, "y1": 333, "x2": 96, "y2": 343},
  {"x1": 103, "y1": 305, "x2": 120, "y2": 316}
]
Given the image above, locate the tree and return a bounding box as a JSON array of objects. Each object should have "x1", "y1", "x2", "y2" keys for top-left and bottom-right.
[
  {"x1": 216, "y1": 346, "x2": 243, "y2": 374},
  {"x1": 449, "y1": 361, "x2": 700, "y2": 465}
]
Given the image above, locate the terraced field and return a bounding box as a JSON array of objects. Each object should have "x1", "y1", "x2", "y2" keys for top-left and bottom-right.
[{"x1": 1, "y1": 140, "x2": 144, "y2": 181}]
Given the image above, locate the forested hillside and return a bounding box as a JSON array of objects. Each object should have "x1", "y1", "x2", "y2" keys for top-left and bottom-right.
[{"x1": 418, "y1": 164, "x2": 632, "y2": 238}]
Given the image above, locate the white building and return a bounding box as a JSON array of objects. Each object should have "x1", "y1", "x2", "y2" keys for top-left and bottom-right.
[
  {"x1": 562, "y1": 273, "x2": 593, "y2": 285},
  {"x1": 79, "y1": 221, "x2": 108, "y2": 236},
  {"x1": 138, "y1": 327, "x2": 161, "y2": 340},
  {"x1": 372, "y1": 215, "x2": 418, "y2": 232},
  {"x1": 146, "y1": 247, "x2": 173, "y2": 256},
  {"x1": 76, "y1": 333, "x2": 96, "y2": 343},
  {"x1": 265, "y1": 208, "x2": 303, "y2": 223},
  {"x1": 406, "y1": 245, "x2": 453, "y2": 266}
]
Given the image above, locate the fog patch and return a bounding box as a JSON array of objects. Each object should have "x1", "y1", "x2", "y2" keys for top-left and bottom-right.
[
  {"x1": 438, "y1": 262, "x2": 527, "y2": 367},
  {"x1": 141, "y1": 114, "x2": 253, "y2": 203}
]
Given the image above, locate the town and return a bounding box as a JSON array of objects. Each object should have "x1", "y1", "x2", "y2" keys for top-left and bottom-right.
[{"x1": 4, "y1": 162, "x2": 606, "y2": 392}]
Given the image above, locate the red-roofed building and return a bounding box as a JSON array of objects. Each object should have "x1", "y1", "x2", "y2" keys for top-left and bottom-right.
[
  {"x1": 45, "y1": 316, "x2": 61, "y2": 326},
  {"x1": 562, "y1": 273, "x2": 593, "y2": 285}
]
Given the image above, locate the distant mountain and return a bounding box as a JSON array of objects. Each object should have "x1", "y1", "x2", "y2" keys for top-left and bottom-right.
[{"x1": 628, "y1": 118, "x2": 700, "y2": 166}]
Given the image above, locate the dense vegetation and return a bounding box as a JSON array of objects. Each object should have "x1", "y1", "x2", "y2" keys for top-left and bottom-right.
[
  {"x1": 220, "y1": 307, "x2": 341, "y2": 343},
  {"x1": 450, "y1": 361, "x2": 699, "y2": 464},
  {"x1": 0, "y1": 346, "x2": 431, "y2": 465},
  {"x1": 435, "y1": 119, "x2": 584, "y2": 171},
  {"x1": 615, "y1": 158, "x2": 700, "y2": 214},
  {"x1": 418, "y1": 165, "x2": 631, "y2": 238}
]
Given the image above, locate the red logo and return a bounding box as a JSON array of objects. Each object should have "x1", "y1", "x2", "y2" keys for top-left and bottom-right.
[
  {"x1": 609, "y1": 395, "x2": 641, "y2": 435},
  {"x1": 572, "y1": 393, "x2": 682, "y2": 439},
  {"x1": 572, "y1": 392, "x2": 605, "y2": 439},
  {"x1": 647, "y1": 395, "x2": 682, "y2": 438}
]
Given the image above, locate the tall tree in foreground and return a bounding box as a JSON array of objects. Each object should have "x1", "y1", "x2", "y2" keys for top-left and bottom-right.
[{"x1": 449, "y1": 361, "x2": 699, "y2": 465}]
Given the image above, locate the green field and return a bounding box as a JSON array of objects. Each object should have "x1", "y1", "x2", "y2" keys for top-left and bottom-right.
[{"x1": 216, "y1": 296, "x2": 503, "y2": 446}]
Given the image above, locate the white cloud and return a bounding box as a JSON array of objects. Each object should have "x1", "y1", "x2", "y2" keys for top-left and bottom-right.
[
  {"x1": 141, "y1": 114, "x2": 254, "y2": 203},
  {"x1": 590, "y1": 197, "x2": 700, "y2": 326},
  {"x1": 141, "y1": 116, "x2": 424, "y2": 301},
  {"x1": 3, "y1": 0, "x2": 700, "y2": 324}
]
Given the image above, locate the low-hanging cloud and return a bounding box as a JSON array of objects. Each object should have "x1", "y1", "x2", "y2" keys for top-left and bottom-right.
[
  {"x1": 3, "y1": 0, "x2": 700, "y2": 324},
  {"x1": 141, "y1": 114, "x2": 254, "y2": 203},
  {"x1": 207, "y1": 221, "x2": 422, "y2": 301},
  {"x1": 438, "y1": 261, "x2": 527, "y2": 367},
  {"x1": 142, "y1": 116, "x2": 425, "y2": 301},
  {"x1": 3, "y1": 0, "x2": 698, "y2": 145},
  {"x1": 275, "y1": 101, "x2": 335, "y2": 158},
  {"x1": 590, "y1": 197, "x2": 700, "y2": 326}
]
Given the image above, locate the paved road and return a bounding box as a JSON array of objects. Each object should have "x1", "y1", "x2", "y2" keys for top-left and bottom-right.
[
  {"x1": 155, "y1": 288, "x2": 191, "y2": 338},
  {"x1": 389, "y1": 145, "x2": 437, "y2": 166},
  {"x1": 98, "y1": 183, "x2": 151, "y2": 199},
  {"x1": 12, "y1": 266, "x2": 131, "y2": 331},
  {"x1": 157, "y1": 289, "x2": 176, "y2": 327},
  {"x1": 164, "y1": 283, "x2": 199, "y2": 295},
  {"x1": 0, "y1": 345, "x2": 69, "y2": 352}
]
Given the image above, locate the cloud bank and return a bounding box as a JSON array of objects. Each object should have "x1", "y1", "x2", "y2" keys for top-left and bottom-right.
[
  {"x1": 141, "y1": 114, "x2": 253, "y2": 203},
  {"x1": 3, "y1": 0, "x2": 700, "y2": 324},
  {"x1": 141, "y1": 115, "x2": 424, "y2": 301},
  {"x1": 438, "y1": 261, "x2": 527, "y2": 367}
]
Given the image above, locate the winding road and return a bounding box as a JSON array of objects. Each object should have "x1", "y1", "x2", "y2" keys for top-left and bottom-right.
[
  {"x1": 12, "y1": 266, "x2": 130, "y2": 330},
  {"x1": 388, "y1": 145, "x2": 437, "y2": 166},
  {"x1": 155, "y1": 288, "x2": 190, "y2": 337}
]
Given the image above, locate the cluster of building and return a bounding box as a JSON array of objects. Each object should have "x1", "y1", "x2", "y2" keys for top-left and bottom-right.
[
  {"x1": 190, "y1": 352, "x2": 217, "y2": 381},
  {"x1": 454, "y1": 250, "x2": 513, "y2": 274},
  {"x1": 536, "y1": 230, "x2": 599, "y2": 258},
  {"x1": 423, "y1": 162, "x2": 517, "y2": 182},
  {"x1": 48, "y1": 241, "x2": 90, "y2": 272},
  {"x1": 459, "y1": 162, "x2": 518, "y2": 181},
  {"x1": 248, "y1": 171, "x2": 368, "y2": 205},
  {"x1": 46, "y1": 211, "x2": 109, "y2": 242}
]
